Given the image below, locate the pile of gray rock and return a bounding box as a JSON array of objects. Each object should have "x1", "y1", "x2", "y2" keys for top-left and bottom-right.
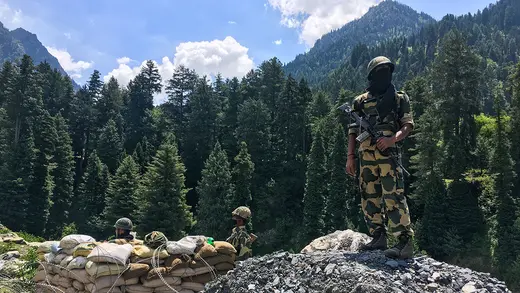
[{"x1": 203, "y1": 230, "x2": 512, "y2": 293}]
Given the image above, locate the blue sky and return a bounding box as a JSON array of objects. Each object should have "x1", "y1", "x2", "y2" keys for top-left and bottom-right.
[{"x1": 0, "y1": 0, "x2": 496, "y2": 95}]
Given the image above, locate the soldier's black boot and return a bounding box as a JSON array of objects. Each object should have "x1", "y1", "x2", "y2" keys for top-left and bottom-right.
[
  {"x1": 384, "y1": 234, "x2": 413, "y2": 259},
  {"x1": 359, "y1": 228, "x2": 387, "y2": 251}
]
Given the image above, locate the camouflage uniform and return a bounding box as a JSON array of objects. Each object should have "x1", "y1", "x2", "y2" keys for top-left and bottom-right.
[
  {"x1": 226, "y1": 206, "x2": 255, "y2": 261},
  {"x1": 348, "y1": 56, "x2": 414, "y2": 258}
]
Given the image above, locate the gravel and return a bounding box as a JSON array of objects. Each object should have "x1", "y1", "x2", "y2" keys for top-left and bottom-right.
[{"x1": 202, "y1": 250, "x2": 512, "y2": 293}]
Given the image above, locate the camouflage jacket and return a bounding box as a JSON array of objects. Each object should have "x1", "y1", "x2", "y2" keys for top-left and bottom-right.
[
  {"x1": 348, "y1": 88, "x2": 414, "y2": 152},
  {"x1": 226, "y1": 226, "x2": 252, "y2": 248}
]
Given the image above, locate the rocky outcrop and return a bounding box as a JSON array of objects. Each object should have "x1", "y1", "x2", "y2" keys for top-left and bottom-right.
[
  {"x1": 203, "y1": 230, "x2": 512, "y2": 293},
  {"x1": 300, "y1": 229, "x2": 372, "y2": 254}
]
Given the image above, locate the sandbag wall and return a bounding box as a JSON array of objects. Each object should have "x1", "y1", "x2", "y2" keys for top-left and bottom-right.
[{"x1": 33, "y1": 234, "x2": 237, "y2": 293}]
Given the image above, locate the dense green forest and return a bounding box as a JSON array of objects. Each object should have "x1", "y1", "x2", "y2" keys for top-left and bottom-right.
[{"x1": 2, "y1": 0, "x2": 520, "y2": 290}]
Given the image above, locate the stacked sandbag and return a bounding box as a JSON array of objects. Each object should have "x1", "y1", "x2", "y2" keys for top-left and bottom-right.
[
  {"x1": 36, "y1": 241, "x2": 59, "y2": 261},
  {"x1": 33, "y1": 234, "x2": 238, "y2": 293},
  {"x1": 33, "y1": 234, "x2": 96, "y2": 293}
]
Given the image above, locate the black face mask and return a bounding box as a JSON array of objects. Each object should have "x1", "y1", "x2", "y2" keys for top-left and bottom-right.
[{"x1": 368, "y1": 66, "x2": 392, "y2": 95}]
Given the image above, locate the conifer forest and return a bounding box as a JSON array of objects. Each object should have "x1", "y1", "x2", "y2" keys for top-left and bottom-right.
[{"x1": 1, "y1": 0, "x2": 520, "y2": 290}]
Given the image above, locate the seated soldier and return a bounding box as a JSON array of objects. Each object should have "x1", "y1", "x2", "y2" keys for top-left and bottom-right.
[
  {"x1": 108, "y1": 217, "x2": 135, "y2": 244},
  {"x1": 226, "y1": 206, "x2": 257, "y2": 261}
]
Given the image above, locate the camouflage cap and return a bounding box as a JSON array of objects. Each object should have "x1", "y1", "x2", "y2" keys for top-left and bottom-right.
[
  {"x1": 232, "y1": 206, "x2": 251, "y2": 220},
  {"x1": 144, "y1": 231, "x2": 168, "y2": 249},
  {"x1": 114, "y1": 217, "x2": 133, "y2": 230},
  {"x1": 367, "y1": 56, "x2": 394, "y2": 79}
]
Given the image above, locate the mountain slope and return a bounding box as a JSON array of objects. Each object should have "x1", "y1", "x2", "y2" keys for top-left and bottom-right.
[
  {"x1": 0, "y1": 22, "x2": 80, "y2": 90},
  {"x1": 282, "y1": 0, "x2": 435, "y2": 86},
  {"x1": 321, "y1": 0, "x2": 520, "y2": 108}
]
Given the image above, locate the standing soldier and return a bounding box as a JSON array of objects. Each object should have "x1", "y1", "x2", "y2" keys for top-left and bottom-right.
[
  {"x1": 345, "y1": 56, "x2": 415, "y2": 259},
  {"x1": 226, "y1": 206, "x2": 257, "y2": 261}
]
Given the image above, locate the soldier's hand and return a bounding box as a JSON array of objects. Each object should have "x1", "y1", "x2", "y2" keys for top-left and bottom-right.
[
  {"x1": 346, "y1": 157, "x2": 356, "y2": 177},
  {"x1": 376, "y1": 136, "x2": 395, "y2": 152}
]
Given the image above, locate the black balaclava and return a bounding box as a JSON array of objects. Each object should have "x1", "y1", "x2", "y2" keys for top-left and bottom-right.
[{"x1": 368, "y1": 65, "x2": 393, "y2": 95}]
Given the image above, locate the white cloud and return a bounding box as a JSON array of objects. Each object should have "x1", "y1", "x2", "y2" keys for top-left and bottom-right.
[
  {"x1": 173, "y1": 36, "x2": 254, "y2": 79},
  {"x1": 45, "y1": 46, "x2": 93, "y2": 79},
  {"x1": 267, "y1": 0, "x2": 382, "y2": 47},
  {"x1": 104, "y1": 36, "x2": 254, "y2": 105},
  {"x1": 228, "y1": 20, "x2": 237, "y2": 24},
  {"x1": 0, "y1": 1, "x2": 25, "y2": 28},
  {"x1": 273, "y1": 39, "x2": 282, "y2": 45},
  {"x1": 64, "y1": 32, "x2": 71, "y2": 39},
  {"x1": 116, "y1": 57, "x2": 131, "y2": 64}
]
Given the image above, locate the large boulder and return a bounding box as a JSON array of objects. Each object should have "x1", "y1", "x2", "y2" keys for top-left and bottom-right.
[{"x1": 300, "y1": 229, "x2": 372, "y2": 254}]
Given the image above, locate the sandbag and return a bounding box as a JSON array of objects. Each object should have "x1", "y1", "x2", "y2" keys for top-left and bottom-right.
[
  {"x1": 85, "y1": 275, "x2": 125, "y2": 291},
  {"x1": 140, "y1": 275, "x2": 181, "y2": 288},
  {"x1": 181, "y1": 281, "x2": 205, "y2": 292},
  {"x1": 132, "y1": 245, "x2": 169, "y2": 259},
  {"x1": 87, "y1": 243, "x2": 132, "y2": 265},
  {"x1": 69, "y1": 269, "x2": 94, "y2": 284},
  {"x1": 165, "y1": 254, "x2": 194, "y2": 267},
  {"x1": 194, "y1": 243, "x2": 218, "y2": 260},
  {"x1": 85, "y1": 261, "x2": 127, "y2": 278},
  {"x1": 73, "y1": 242, "x2": 97, "y2": 257},
  {"x1": 37, "y1": 241, "x2": 59, "y2": 254},
  {"x1": 125, "y1": 277, "x2": 140, "y2": 285},
  {"x1": 166, "y1": 236, "x2": 200, "y2": 255},
  {"x1": 215, "y1": 262, "x2": 234, "y2": 271},
  {"x1": 170, "y1": 267, "x2": 195, "y2": 277},
  {"x1": 125, "y1": 284, "x2": 153, "y2": 293},
  {"x1": 122, "y1": 263, "x2": 150, "y2": 280},
  {"x1": 191, "y1": 253, "x2": 235, "y2": 268},
  {"x1": 73, "y1": 280, "x2": 85, "y2": 291},
  {"x1": 146, "y1": 267, "x2": 170, "y2": 280},
  {"x1": 213, "y1": 241, "x2": 236, "y2": 255},
  {"x1": 130, "y1": 256, "x2": 165, "y2": 265},
  {"x1": 33, "y1": 270, "x2": 51, "y2": 282},
  {"x1": 154, "y1": 285, "x2": 185, "y2": 292},
  {"x1": 61, "y1": 247, "x2": 75, "y2": 255},
  {"x1": 182, "y1": 272, "x2": 217, "y2": 284},
  {"x1": 52, "y1": 253, "x2": 67, "y2": 264},
  {"x1": 59, "y1": 255, "x2": 74, "y2": 267},
  {"x1": 67, "y1": 256, "x2": 88, "y2": 269},
  {"x1": 60, "y1": 234, "x2": 96, "y2": 249}
]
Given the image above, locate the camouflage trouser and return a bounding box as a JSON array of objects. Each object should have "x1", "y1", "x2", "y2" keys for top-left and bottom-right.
[{"x1": 358, "y1": 148, "x2": 414, "y2": 237}]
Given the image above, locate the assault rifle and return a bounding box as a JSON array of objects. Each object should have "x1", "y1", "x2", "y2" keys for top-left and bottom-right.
[{"x1": 338, "y1": 102, "x2": 410, "y2": 177}]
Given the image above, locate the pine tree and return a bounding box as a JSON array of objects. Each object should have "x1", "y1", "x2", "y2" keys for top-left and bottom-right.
[
  {"x1": 231, "y1": 141, "x2": 254, "y2": 209},
  {"x1": 510, "y1": 62, "x2": 520, "y2": 197},
  {"x1": 222, "y1": 77, "x2": 243, "y2": 155},
  {"x1": 195, "y1": 142, "x2": 234, "y2": 241},
  {"x1": 165, "y1": 65, "x2": 198, "y2": 147},
  {"x1": 301, "y1": 124, "x2": 327, "y2": 245},
  {"x1": 46, "y1": 114, "x2": 75, "y2": 239},
  {"x1": 26, "y1": 109, "x2": 57, "y2": 236},
  {"x1": 97, "y1": 119, "x2": 124, "y2": 173},
  {"x1": 0, "y1": 119, "x2": 35, "y2": 232},
  {"x1": 125, "y1": 61, "x2": 162, "y2": 152},
  {"x1": 138, "y1": 134, "x2": 194, "y2": 240},
  {"x1": 491, "y1": 82, "x2": 519, "y2": 275},
  {"x1": 325, "y1": 123, "x2": 349, "y2": 233},
  {"x1": 431, "y1": 29, "x2": 481, "y2": 179},
  {"x1": 75, "y1": 152, "x2": 110, "y2": 237},
  {"x1": 104, "y1": 154, "x2": 140, "y2": 234},
  {"x1": 0, "y1": 61, "x2": 15, "y2": 107}
]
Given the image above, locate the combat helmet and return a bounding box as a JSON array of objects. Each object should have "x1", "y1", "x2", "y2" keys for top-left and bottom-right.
[
  {"x1": 114, "y1": 217, "x2": 133, "y2": 230},
  {"x1": 232, "y1": 206, "x2": 251, "y2": 220},
  {"x1": 367, "y1": 56, "x2": 395, "y2": 80}
]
